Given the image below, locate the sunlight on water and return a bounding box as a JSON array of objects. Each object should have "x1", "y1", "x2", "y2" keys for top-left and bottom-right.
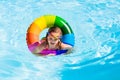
[{"x1": 0, "y1": 0, "x2": 120, "y2": 80}]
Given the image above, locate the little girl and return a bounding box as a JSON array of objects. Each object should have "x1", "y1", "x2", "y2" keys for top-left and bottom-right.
[{"x1": 32, "y1": 26, "x2": 72, "y2": 55}]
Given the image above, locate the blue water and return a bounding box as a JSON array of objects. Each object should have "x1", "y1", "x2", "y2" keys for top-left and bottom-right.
[{"x1": 0, "y1": 0, "x2": 120, "y2": 80}]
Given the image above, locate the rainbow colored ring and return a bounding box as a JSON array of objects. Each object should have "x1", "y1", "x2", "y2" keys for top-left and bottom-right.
[{"x1": 26, "y1": 15, "x2": 75, "y2": 55}]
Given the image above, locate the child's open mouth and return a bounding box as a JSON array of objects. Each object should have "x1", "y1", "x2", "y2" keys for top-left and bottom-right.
[{"x1": 50, "y1": 42, "x2": 55, "y2": 45}]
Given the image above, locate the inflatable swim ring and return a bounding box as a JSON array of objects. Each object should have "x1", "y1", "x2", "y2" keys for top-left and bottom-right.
[{"x1": 26, "y1": 15, "x2": 74, "y2": 55}]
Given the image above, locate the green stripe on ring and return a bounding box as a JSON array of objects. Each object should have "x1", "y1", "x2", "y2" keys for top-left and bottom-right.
[{"x1": 54, "y1": 16, "x2": 73, "y2": 35}]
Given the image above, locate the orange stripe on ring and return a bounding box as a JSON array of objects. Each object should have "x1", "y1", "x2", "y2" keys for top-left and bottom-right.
[{"x1": 26, "y1": 32, "x2": 39, "y2": 45}]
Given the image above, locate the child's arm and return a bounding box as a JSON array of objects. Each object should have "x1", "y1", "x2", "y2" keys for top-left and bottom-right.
[
  {"x1": 60, "y1": 42, "x2": 73, "y2": 54},
  {"x1": 61, "y1": 42, "x2": 72, "y2": 50},
  {"x1": 32, "y1": 40, "x2": 46, "y2": 54}
]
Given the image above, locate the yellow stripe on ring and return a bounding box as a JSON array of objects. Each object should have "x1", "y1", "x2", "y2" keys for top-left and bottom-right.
[
  {"x1": 44, "y1": 15, "x2": 56, "y2": 28},
  {"x1": 33, "y1": 16, "x2": 47, "y2": 30}
]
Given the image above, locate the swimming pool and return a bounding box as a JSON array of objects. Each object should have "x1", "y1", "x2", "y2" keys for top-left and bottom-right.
[{"x1": 0, "y1": 0, "x2": 120, "y2": 80}]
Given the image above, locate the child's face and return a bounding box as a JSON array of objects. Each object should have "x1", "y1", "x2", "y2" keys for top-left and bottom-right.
[{"x1": 47, "y1": 32, "x2": 61, "y2": 48}]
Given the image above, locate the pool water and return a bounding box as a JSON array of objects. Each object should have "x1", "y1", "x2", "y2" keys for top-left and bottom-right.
[{"x1": 0, "y1": 0, "x2": 120, "y2": 80}]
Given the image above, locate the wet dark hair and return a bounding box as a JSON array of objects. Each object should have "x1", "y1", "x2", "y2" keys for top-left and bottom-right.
[
  {"x1": 48, "y1": 26, "x2": 62, "y2": 34},
  {"x1": 46, "y1": 26, "x2": 62, "y2": 38}
]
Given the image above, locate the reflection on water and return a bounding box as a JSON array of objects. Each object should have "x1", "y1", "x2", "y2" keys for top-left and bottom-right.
[{"x1": 0, "y1": 0, "x2": 120, "y2": 80}]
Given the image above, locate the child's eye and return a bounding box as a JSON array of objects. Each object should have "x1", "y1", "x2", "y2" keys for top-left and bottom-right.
[
  {"x1": 54, "y1": 38, "x2": 58, "y2": 41},
  {"x1": 49, "y1": 37, "x2": 59, "y2": 41}
]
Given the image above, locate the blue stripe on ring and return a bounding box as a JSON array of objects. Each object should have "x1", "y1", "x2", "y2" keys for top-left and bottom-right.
[{"x1": 61, "y1": 33, "x2": 75, "y2": 46}]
